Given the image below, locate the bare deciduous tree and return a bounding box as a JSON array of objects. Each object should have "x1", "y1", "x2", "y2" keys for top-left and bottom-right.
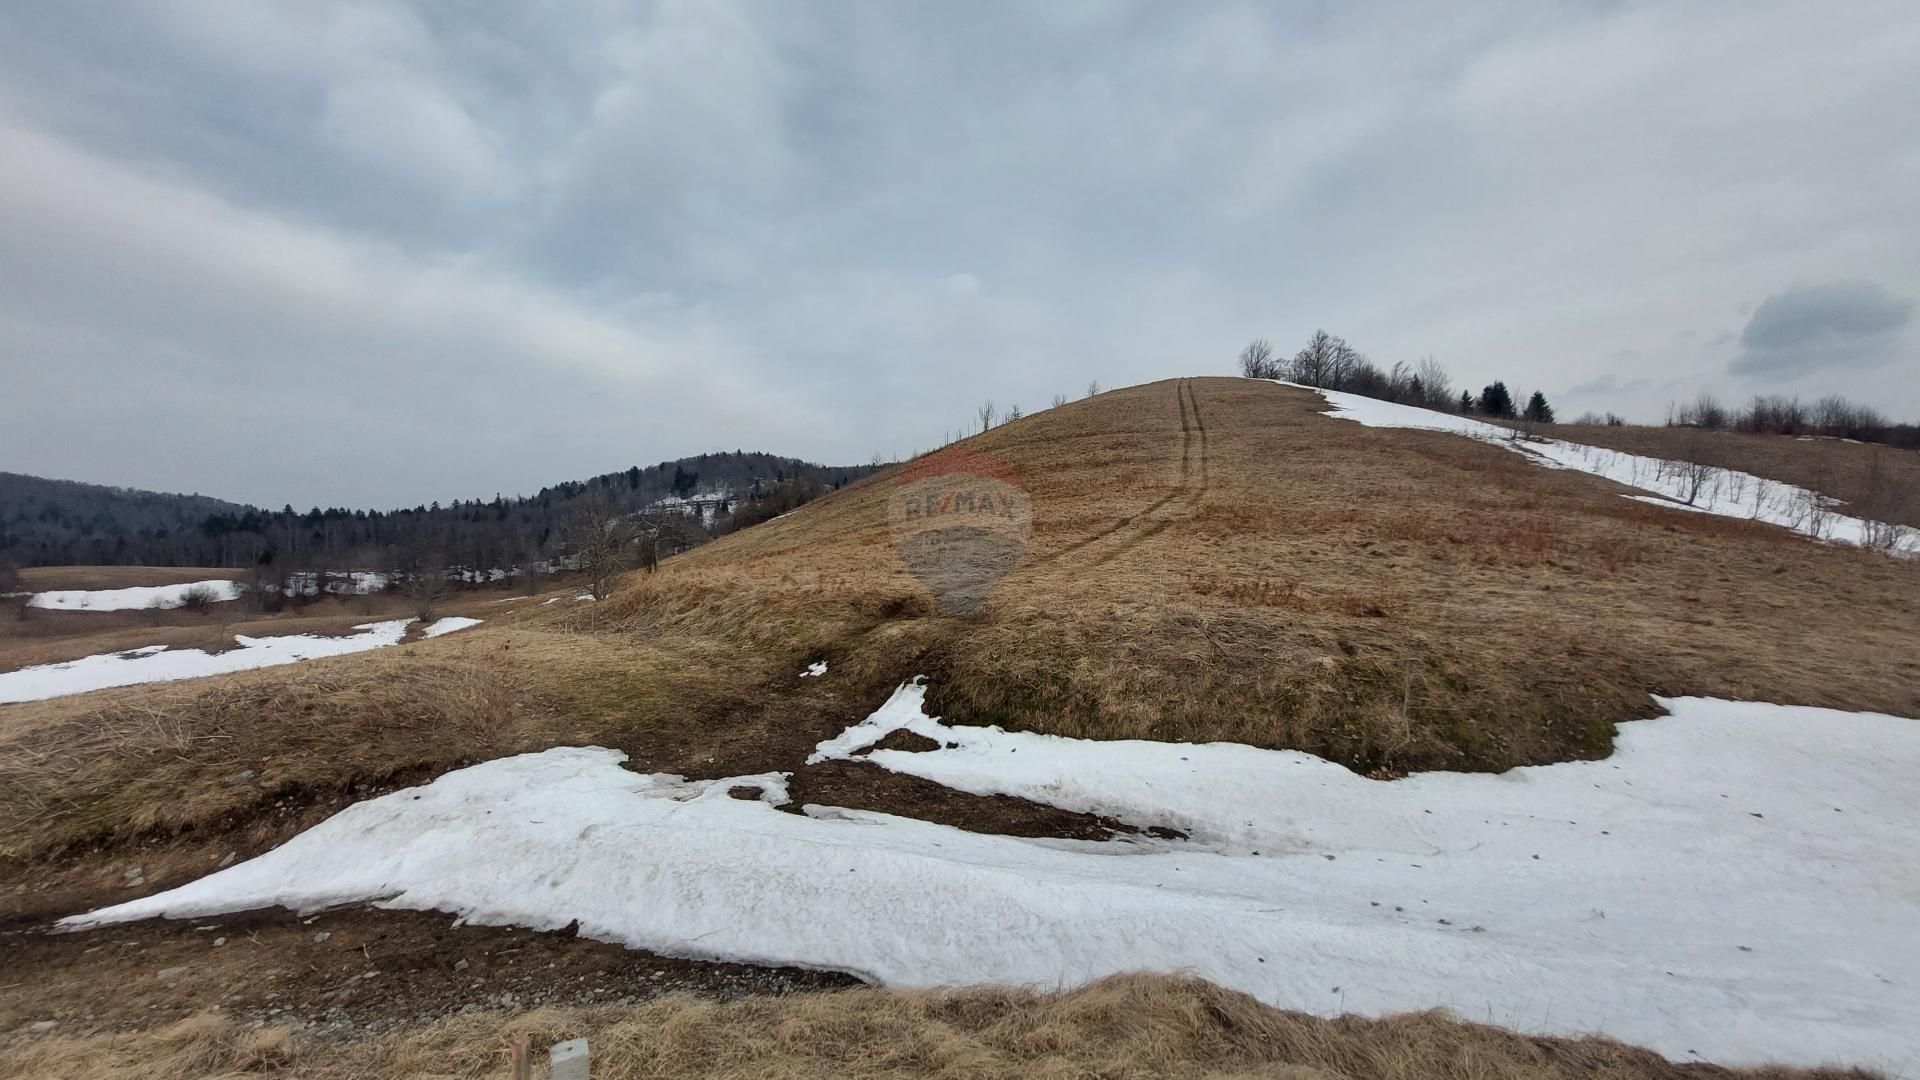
[
  {"x1": 568, "y1": 498, "x2": 637, "y2": 600},
  {"x1": 1086, "y1": 380, "x2": 1101, "y2": 398},
  {"x1": 1415, "y1": 356, "x2": 1452, "y2": 409},
  {"x1": 1051, "y1": 394, "x2": 1068, "y2": 409},
  {"x1": 1006, "y1": 403, "x2": 1023, "y2": 422},
  {"x1": 400, "y1": 548, "x2": 453, "y2": 621},
  {"x1": 1237, "y1": 338, "x2": 1277, "y2": 379},
  {"x1": 977, "y1": 400, "x2": 997, "y2": 432}
]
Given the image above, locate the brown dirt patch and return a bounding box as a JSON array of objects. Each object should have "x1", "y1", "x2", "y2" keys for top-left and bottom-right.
[
  {"x1": 0, "y1": 905, "x2": 857, "y2": 1040},
  {"x1": 786, "y1": 759, "x2": 1139, "y2": 842},
  {"x1": 865, "y1": 728, "x2": 943, "y2": 753}
]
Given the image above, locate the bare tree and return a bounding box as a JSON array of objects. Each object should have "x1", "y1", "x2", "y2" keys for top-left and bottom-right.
[
  {"x1": 977, "y1": 399, "x2": 997, "y2": 432},
  {"x1": 1006, "y1": 403, "x2": 1023, "y2": 422},
  {"x1": 1290, "y1": 330, "x2": 1339, "y2": 386},
  {"x1": 1415, "y1": 356, "x2": 1452, "y2": 409},
  {"x1": 1051, "y1": 394, "x2": 1068, "y2": 409},
  {"x1": 1237, "y1": 338, "x2": 1277, "y2": 379},
  {"x1": 400, "y1": 547, "x2": 453, "y2": 621},
  {"x1": 1086, "y1": 380, "x2": 1101, "y2": 398},
  {"x1": 568, "y1": 498, "x2": 637, "y2": 600}
]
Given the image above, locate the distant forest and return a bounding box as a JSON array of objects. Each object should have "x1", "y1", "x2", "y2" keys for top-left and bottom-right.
[{"x1": 1, "y1": 452, "x2": 878, "y2": 572}]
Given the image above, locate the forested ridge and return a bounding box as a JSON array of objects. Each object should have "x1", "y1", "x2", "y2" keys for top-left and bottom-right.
[{"x1": 2, "y1": 451, "x2": 877, "y2": 571}]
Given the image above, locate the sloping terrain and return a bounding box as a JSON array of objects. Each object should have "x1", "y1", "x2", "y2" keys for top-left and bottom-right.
[
  {"x1": 1537, "y1": 422, "x2": 1920, "y2": 529},
  {"x1": 4, "y1": 377, "x2": 1918, "y2": 1072},
  {"x1": 7, "y1": 378, "x2": 1920, "y2": 888}
]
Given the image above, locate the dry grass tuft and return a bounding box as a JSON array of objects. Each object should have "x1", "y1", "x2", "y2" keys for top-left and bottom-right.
[{"x1": 0, "y1": 975, "x2": 1877, "y2": 1080}]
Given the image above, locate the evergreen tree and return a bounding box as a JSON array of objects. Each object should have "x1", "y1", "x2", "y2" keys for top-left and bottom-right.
[
  {"x1": 1524, "y1": 390, "x2": 1555, "y2": 424},
  {"x1": 1479, "y1": 382, "x2": 1517, "y2": 419},
  {"x1": 1458, "y1": 390, "x2": 1475, "y2": 414}
]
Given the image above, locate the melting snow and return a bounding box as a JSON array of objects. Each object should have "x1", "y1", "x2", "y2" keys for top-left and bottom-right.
[
  {"x1": 421, "y1": 617, "x2": 483, "y2": 638},
  {"x1": 26, "y1": 579, "x2": 243, "y2": 611},
  {"x1": 0, "y1": 620, "x2": 413, "y2": 704},
  {"x1": 799, "y1": 661, "x2": 828, "y2": 678},
  {"x1": 1291, "y1": 384, "x2": 1917, "y2": 554},
  {"x1": 62, "y1": 681, "x2": 1920, "y2": 1070}
]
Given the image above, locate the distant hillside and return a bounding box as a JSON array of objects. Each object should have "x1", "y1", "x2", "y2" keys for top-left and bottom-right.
[
  {"x1": 0, "y1": 473, "x2": 251, "y2": 567},
  {"x1": 0, "y1": 452, "x2": 879, "y2": 569}
]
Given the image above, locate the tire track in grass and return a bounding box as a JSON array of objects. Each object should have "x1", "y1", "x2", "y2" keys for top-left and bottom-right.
[
  {"x1": 1038, "y1": 380, "x2": 1198, "y2": 564},
  {"x1": 1090, "y1": 380, "x2": 1211, "y2": 566}
]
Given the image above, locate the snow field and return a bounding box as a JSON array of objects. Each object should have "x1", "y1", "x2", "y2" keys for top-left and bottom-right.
[
  {"x1": 0, "y1": 616, "x2": 482, "y2": 704},
  {"x1": 25, "y1": 579, "x2": 243, "y2": 611},
  {"x1": 64, "y1": 680, "x2": 1920, "y2": 1071}
]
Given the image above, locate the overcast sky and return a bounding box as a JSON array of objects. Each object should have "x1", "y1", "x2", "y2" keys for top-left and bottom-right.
[{"x1": 3, "y1": 2, "x2": 1917, "y2": 508}]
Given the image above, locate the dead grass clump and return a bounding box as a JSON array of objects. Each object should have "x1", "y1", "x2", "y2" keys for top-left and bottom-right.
[{"x1": 0, "y1": 975, "x2": 1879, "y2": 1080}]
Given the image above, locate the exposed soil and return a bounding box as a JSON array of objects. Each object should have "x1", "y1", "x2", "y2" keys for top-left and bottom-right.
[
  {"x1": 865, "y1": 728, "x2": 943, "y2": 753},
  {"x1": 0, "y1": 905, "x2": 858, "y2": 1041},
  {"x1": 785, "y1": 759, "x2": 1142, "y2": 842}
]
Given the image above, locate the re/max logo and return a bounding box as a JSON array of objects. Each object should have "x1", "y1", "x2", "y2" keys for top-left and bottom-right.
[{"x1": 898, "y1": 488, "x2": 1023, "y2": 520}]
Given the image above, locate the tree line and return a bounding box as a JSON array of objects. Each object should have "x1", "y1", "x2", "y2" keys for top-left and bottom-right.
[
  {"x1": 1666, "y1": 392, "x2": 1919, "y2": 448},
  {"x1": 1, "y1": 452, "x2": 878, "y2": 576},
  {"x1": 1237, "y1": 332, "x2": 1554, "y2": 424}
]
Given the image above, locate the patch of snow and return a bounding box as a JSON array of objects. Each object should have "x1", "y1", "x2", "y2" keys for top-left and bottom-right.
[
  {"x1": 63, "y1": 682, "x2": 1920, "y2": 1071},
  {"x1": 420, "y1": 617, "x2": 482, "y2": 638},
  {"x1": 0, "y1": 620, "x2": 413, "y2": 704},
  {"x1": 1285, "y1": 383, "x2": 1918, "y2": 554},
  {"x1": 799, "y1": 661, "x2": 828, "y2": 678},
  {"x1": 28, "y1": 579, "x2": 242, "y2": 612},
  {"x1": 575, "y1": 593, "x2": 596, "y2": 602}
]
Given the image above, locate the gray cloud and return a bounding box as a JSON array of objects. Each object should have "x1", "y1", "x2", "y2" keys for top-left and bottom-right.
[
  {"x1": 1731, "y1": 282, "x2": 1913, "y2": 376},
  {"x1": 3, "y1": 2, "x2": 1919, "y2": 506}
]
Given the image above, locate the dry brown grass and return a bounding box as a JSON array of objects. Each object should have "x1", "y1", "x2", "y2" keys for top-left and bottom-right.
[
  {"x1": 14, "y1": 565, "x2": 248, "y2": 592},
  {"x1": 0, "y1": 974, "x2": 1877, "y2": 1080},
  {"x1": 4, "y1": 378, "x2": 1919, "y2": 906},
  {"x1": 1537, "y1": 423, "x2": 1920, "y2": 529},
  {"x1": 588, "y1": 379, "x2": 1920, "y2": 771}
]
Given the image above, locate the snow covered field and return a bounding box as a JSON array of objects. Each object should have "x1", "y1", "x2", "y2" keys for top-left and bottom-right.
[
  {"x1": 1291, "y1": 384, "x2": 1918, "y2": 554},
  {"x1": 23, "y1": 579, "x2": 243, "y2": 611},
  {"x1": 0, "y1": 616, "x2": 481, "y2": 704},
  {"x1": 66, "y1": 681, "x2": 1920, "y2": 1071}
]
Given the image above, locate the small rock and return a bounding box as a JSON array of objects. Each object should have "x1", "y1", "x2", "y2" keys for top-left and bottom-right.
[
  {"x1": 313, "y1": 932, "x2": 331, "y2": 943},
  {"x1": 454, "y1": 959, "x2": 469, "y2": 972},
  {"x1": 218, "y1": 852, "x2": 237, "y2": 869},
  {"x1": 28, "y1": 1020, "x2": 57, "y2": 1034},
  {"x1": 225, "y1": 770, "x2": 256, "y2": 785},
  {"x1": 213, "y1": 937, "x2": 226, "y2": 947},
  {"x1": 157, "y1": 966, "x2": 189, "y2": 980}
]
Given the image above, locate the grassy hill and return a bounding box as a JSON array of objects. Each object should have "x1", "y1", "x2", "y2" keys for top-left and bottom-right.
[
  {"x1": 3, "y1": 377, "x2": 1916, "y2": 1074},
  {"x1": 8, "y1": 378, "x2": 1920, "y2": 859}
]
